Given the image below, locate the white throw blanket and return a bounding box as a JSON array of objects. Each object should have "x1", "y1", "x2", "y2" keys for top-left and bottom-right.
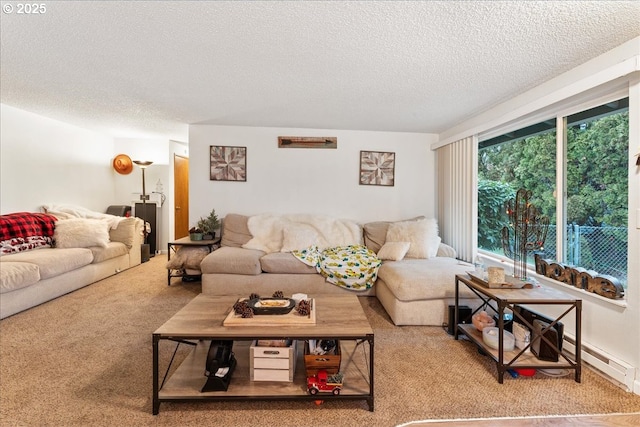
[
  {"x1": 242, "y1": 214, "x2": 362, "y2": 253},
  {"x1": 42, "y1": 204, "x2": 125, "y2": 230}
]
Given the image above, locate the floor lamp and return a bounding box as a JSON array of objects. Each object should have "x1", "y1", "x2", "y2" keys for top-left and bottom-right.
[{"x1": 134, "y1": 160, "x2": 153, "y2": 262}]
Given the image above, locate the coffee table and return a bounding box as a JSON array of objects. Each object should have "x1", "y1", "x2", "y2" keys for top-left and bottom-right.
[{"x1": 152, "y1": 294, "x2": 374, "y2": 414}]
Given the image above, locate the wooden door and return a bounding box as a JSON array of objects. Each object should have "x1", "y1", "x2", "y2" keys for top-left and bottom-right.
[{"x1": 174, "y1": 154, "x2": 189, "y2": 239}]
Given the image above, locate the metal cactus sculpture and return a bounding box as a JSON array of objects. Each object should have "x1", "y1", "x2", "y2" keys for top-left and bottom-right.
[{"x1": 501, "y1": 188, "x2": 550, "y2": 280}]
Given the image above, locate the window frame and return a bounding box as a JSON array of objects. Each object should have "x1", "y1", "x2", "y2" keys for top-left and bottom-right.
[{"x1": 477, "y1": 88, "x2": 630, "y2": 299}]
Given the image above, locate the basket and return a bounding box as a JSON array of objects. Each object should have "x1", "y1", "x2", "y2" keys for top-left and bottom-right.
[{"x1": 304, "y1": 341, "x2": 341, "y2": 376}]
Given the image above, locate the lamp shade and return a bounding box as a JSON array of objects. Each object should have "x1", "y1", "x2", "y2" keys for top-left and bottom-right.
[{"x1": 133, "y1": 160, "x2": 153, "y2": 168}]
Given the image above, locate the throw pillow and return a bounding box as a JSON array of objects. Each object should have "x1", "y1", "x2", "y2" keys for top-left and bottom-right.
[
  {"x1": 363, "y1": 216, "x2": 426, "y2": 253},
  {"x1": 377, "y1": 241, "x2": 411, "y2": 261},
  {"x1": 385, "y1": 218, "x2": 441, "y2": 259},
  {"x1": 54, "y1": 218, "x2": 110, "y2": 248}
]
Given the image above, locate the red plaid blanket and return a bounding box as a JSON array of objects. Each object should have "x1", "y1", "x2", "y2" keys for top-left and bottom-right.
[{"x1": 0, "y1": 212, "x2": 57, "y2": 241}]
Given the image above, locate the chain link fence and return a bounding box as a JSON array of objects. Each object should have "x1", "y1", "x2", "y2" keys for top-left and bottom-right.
[{"x1": 541, "y1": 225, "x2": 627, "y2": 286}]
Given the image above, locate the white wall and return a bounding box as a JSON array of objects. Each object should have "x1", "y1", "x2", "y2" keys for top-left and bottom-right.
[
  {"x1": 188, "y1": 125, "x2": 436, "y2": 225},
  {"x1": 113, "y1": 137, "x2": 172, "y2": 254},
  {"x1": 0, "y1": 105, "x2": 176, "y2": 256},
  {"x1": 0, "y1": 104, "x2": 116, "y2": 213}
]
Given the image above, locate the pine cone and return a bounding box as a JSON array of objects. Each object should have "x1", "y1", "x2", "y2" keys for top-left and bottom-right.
[
  {"x1": 241, "y1": 307, "x2": 254, "y2": 318},
  {"x1": 249, "y1": 293, "x2": 260, "y2": 300},
  {"x1": 272, "y1": 290, "x2": 284, "y2": 298},
  {"x1": 296, "y1": 299, "x2": 311, "y2": 316},
  {"x1": 233, "y1": 300, "x2": 249, "y2": 315}
]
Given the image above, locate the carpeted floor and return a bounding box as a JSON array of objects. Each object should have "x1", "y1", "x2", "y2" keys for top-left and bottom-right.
[{"x1": 1, "y1": 256, "x2": 639, "y2": 427}]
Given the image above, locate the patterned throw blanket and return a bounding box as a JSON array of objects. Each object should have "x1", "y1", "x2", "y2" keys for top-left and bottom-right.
[
  {"x1": 0, "y1": 212, "x2": 58, "y2": 255},
  {"x1": 293, "y1": 245, "x2": 381, "y2": 291}
]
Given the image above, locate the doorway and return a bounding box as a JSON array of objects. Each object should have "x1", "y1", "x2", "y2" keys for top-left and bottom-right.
[{"x1": 174, "y1": 154, "x2": 189, "y2": 239}]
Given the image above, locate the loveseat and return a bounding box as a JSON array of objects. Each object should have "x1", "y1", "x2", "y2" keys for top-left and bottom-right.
[
  {"x1": 0, "y1": 210, "x2": 144, "y2": 319},
  {"x1": 200, "y1": 213, "x2": 479, "y2": 326}
]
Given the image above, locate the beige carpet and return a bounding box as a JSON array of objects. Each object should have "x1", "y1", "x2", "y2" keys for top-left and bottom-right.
[{"x1": 1, "y1": 256, "x2": 639, "y2": 427}]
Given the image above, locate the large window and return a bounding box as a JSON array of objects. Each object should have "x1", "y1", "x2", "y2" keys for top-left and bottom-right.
[{"x1": 478, "y1": 97, "x2": 629, "y2": 287}]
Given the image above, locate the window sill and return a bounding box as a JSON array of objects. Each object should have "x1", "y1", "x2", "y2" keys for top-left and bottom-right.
[{"x1": 479, "y1": 252, "x2": 628, "y2": 309}]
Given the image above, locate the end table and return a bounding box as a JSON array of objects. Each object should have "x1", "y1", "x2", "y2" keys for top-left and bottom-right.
[{"x1": 167, "y1": 236, "x2": 220, "y2": 285}]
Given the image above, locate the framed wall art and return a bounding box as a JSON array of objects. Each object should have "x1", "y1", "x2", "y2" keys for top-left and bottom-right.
[
  {"x1": 278, "y1": 136, "x2": 337, "y2": 149},
  {"x1": 210, "y1": 145, "x2": 246, "y2": 181},
  {"x1": 359, "y1": 151, "x2": 395, "y2": 186}
]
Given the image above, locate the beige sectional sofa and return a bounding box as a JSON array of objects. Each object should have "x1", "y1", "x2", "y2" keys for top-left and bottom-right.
[
  {"x1": 200, "y1": 213, "x2": 479, "y2": 326},
  {"x1": 0, "y1": 214, "x2": 144, "y2": 319}
]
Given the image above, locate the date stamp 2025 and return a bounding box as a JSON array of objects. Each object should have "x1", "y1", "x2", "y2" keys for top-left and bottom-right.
[{"x1": 3, "y1": 3, "x2": 47, "y2": 15}]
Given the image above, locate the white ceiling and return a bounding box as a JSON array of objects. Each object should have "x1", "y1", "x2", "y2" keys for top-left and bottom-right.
[{"x1": 1, "y1": 1, "x2": 639, "y2": 142}]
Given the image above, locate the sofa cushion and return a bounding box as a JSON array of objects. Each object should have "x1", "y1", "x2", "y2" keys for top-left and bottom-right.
[
  {"x1": 260, "y1": 252, "x2": 317, "y2": 274},
  {"x1": 377, "y1": 241, "x2": 411, "y2": 261},
  {"x1": 377, "y1": 258, "x2": 475, "y2": 301},
  {"x1": 200, "y1": 246, "x2": 264, "y2": 275},
  {"x1": 108, "y1": 217, "x2": 138, "y2": 249},
  {"x1": 221, "y1": 214, "x2": 252, "y2": 248},
  {"x1": 166, "y1": 246, "x2": 211, "y2": 270},
  {"x1": 0, "y1": 262, "x2": 40, "y2": 293},
  {"x1": 363, "y1": 216, "x2": 425, "y2": 253},
  {"x1": 0, "y1": 248, "x2": 93, "y2": 279},
  {"x1": 54, "y1": 218, "x2": 110, "y2": 249},
  {"x1": 363, "y1": 221, "x2": 390, "y2": 253},
  {"x1": 386, "y1": 218, "x2": 441, "y2": 259},
  {"x1": 436, "y1": 243, "x2": 457, "y2": 258},
  {"x1": 90, "y1": 242, "x2": 129, "y2": 264}
]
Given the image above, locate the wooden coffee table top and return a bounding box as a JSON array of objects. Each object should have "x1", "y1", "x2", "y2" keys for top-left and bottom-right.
[{"x1": 154, "y1": 294, "x2": 373, "y2": 339}]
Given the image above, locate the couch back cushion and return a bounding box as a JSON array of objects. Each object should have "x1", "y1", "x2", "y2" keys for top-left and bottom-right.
[
  {"x1": 221, "y1": 214, "x2": 252, "y2": 247},
  {"x1": 362, "y1": 221, "x2": 390, "y2": 253}
]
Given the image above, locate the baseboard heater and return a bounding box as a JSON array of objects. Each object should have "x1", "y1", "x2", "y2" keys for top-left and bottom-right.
[{"x1": 562, "y1": 334, "x2": 635, "y2": 392}]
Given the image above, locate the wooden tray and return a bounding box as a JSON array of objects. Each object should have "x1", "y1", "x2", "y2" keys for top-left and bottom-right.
[
  {"x1": 223, "y1": 299, "x2": 316, "y2": 326},
  {"x1": 468, "y1": 272, "x2": 532, "y2": 289}
]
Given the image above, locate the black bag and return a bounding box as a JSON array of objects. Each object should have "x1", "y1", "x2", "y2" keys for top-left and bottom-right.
[
  {"x1": 531, "y1": 319, "x2": 560, "y2": 362},
  {"x1": 201, "y1": 340, "x2": 236, "y2": 392}
]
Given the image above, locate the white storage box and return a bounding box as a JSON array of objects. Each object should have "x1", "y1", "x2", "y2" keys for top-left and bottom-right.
[{"x1": 250, "y1": 340, "x2": 297, "y2": 382}]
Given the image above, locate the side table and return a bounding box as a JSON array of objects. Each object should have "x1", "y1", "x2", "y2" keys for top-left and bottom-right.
[
  {"x1": 454, "y1": 274, "x2": 581, "y2": 384},
  {"x1": 167, "y1": 236, "x2": 220, "y2": 285}
]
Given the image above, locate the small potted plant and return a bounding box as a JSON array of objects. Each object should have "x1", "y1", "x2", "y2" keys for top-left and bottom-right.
[
  {"x1": 189, "y1": 227, "x2": 204, "y2": 241},
  {"x1": 197, "y1": 209, "x2": 220, "y2": 240}
]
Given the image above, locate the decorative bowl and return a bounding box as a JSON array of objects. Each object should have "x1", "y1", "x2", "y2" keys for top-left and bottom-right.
[
  {"x1": 514, "y1": 368, "x2": 536, "y2": 376},
  {"x1": 247, "y1": 298, "x2": 296, "y2": 315},
  {"x1": 472, "y1": 313, "x2": 496, "y2": 331},
  {"x1": 482, "y1": 327, "x2": 515, "y2": 351}
]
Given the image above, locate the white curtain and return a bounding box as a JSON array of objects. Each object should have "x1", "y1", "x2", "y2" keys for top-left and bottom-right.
[{"x1": 435, "y1": 136, "x2": 477, "y2": 262}]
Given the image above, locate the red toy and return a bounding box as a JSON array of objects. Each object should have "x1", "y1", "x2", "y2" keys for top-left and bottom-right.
[{"x1": 307, "y1": 370, "x2": 343, "y2": 395}]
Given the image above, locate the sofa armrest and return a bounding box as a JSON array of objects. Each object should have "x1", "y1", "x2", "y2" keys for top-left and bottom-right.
[
  {"x1": 436, "y1": 243, "x2": 457, "y2": 258},
  {"x1": 108, "y1": 217, "x2": 144, "y2": 266}
]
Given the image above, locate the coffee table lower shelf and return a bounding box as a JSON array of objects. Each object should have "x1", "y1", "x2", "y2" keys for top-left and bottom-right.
[{"x1": 156, "y1": 339, "x2": 372, "y2": 412}]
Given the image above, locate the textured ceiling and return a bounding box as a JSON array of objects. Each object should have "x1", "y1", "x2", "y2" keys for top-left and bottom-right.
[{"x1": 1, "y1": 1, "x2": 639, "y2": 141}]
